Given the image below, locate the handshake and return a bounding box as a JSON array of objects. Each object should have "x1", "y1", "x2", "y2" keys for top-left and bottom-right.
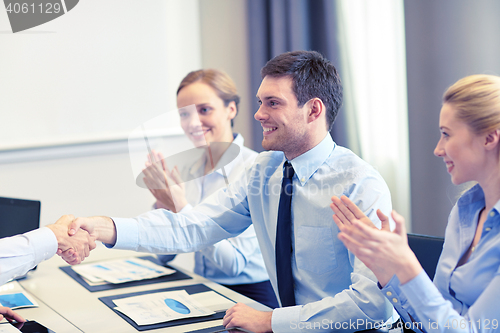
[{"x1": 47, "y1": 215, "x2": 116, "y2": 265}]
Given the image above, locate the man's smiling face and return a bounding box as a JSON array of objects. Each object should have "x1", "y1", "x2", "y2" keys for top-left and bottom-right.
[{"x1": 254, "y1": 76, "x2": 311, "y2": 159}]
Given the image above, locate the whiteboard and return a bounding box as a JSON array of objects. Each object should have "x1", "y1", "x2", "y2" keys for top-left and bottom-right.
[{"x1": 0, "y1": 0, "x2": 201, "y2": 150}]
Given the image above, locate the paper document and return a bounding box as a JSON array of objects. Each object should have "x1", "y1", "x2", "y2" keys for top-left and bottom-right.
[
  {"x1": 113, "y1": 290, "x2": 215, "y2": 326},
  {"x1": 72, "y1": 257, "x2": 175, "y2": 284},
  {"x1": 0, "y1": 281, "x2": 38, "y2": 310},
  {"x1": 190, "y1": 291, "x2": 236, "y2": 312}
]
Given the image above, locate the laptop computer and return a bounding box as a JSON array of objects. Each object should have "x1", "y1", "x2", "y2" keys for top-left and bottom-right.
[{"x1": 0, "y1": 196, "x2": 41, "y2": 239}]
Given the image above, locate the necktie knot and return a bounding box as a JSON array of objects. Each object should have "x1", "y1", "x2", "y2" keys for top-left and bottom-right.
[{"x1": 284, "y1": 161, "x2": 295, "y2": 179}]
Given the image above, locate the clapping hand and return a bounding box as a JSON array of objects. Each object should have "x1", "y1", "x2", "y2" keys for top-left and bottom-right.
[
  {"x1": 142, "y1": 150, "x2": 187, "y2": 212},
  {"x1": 330, "y1": 195, "x2": 422, "y2": 286},
  {"x1": 330, "y1": 196, "x2": 422, "y2": 286}
]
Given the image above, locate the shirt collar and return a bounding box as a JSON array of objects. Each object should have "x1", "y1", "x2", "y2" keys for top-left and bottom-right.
[
  {"x1": 286, "y1": 134, "x2": 335, "y2": 186},
  {"x1": 189, "y1": 133, "x2": 243, "y2": 177},
  {"x1": 457, "y1": 183, "x2": 500, "y2": 218},
  {"x1": 457, "y1": 183, "x2": 484, "y2": 207}
]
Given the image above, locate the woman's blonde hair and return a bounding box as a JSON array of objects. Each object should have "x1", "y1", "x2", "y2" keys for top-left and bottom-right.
[
  {"x1": 177, "y1": 69, "x2": 240, "y2": 127},
  {"x1": 443, "y1": 74, "x2": 500, "y2": 135}
]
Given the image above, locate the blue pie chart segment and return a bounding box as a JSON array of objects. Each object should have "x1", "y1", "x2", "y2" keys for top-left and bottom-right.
[{"x1": 164, "y1": 298, "x2": 191, "y2": 314}]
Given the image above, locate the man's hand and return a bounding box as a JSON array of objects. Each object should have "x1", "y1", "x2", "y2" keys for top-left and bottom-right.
[
  {"x1": 143, "y1": 150, "x2": 188, "y2": 212},
  {"x1": 0, "y1": 306, "x2": 25, "y2": 323},
  {"x1": 46, "y1": 215, "x2": 96, "y2": 265},
  {"x1": 58, "y1": 216, "x2": 116, "y2": 265},
  {"x1": 69, "y1": 216, "x2": 117, "y2": 245},
  {"x1": 223, "y1": 303, "x2": 272, "y2": 333}
]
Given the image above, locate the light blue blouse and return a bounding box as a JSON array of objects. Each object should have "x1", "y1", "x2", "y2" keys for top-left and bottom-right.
[
  {"x1": 111, "y1": 134, "x2": 394, "y2": 332},
  {"x1": 383, "y1": 184, "x2": 500, "y2": 333}
]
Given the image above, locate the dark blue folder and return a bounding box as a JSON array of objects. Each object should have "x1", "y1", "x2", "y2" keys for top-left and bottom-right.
[
  {"x1": 59, "y1": 255, "x2": 191, "y2": 292},
  {"x1": 99, "y1": 283, "x2": 232, "y2": 331}
]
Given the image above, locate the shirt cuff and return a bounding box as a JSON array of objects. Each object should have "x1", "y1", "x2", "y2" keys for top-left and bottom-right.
[
  {"x1": 399, "y1": 270, "x2": 436, "y2": 308},
  {"x1": 107, "y1": 217, "x2": 139, "y2": 249},
  {"x1": 179, "y1": 203, "x2": 193, "y2": 213},
  {"x1": 271, "y1": 305, "x2": 303, "y2": 332},
  {"x1": 27, "y1": 227, "x2": 58, "y2": 264},
  {"x1": 380, "y1": 274, "x2": 413, "y2": 325}
]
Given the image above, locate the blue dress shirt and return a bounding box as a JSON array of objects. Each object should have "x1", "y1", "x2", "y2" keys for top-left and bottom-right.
[
  {"x1": 0, "y1": 227, "x2": 56, "y2": 286},
  {"x1": 112, "y1": 134, "x2": 394, "y2": 332},
  {"x1": 160, "y1": 134, "x2": 270, "y2": 285},
  {"x1": 383, "y1": 184, "x2": 500, "y2": 333}
]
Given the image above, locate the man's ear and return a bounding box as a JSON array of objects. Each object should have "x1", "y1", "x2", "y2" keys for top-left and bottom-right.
[
  {"x1": 307, "y1": 98, "x2": 324, "y2": 124},
  {"x1": 484, "y1": 129, "x2": 500, "y2": 150}
]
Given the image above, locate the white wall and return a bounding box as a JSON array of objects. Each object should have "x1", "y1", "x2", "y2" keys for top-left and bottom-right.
[
  {"x1": 0, "y1": 0, "x2": 250, "y2": 271},
  {"x1": 0, "y1": 0, "x2": 201, "y2": 150}
]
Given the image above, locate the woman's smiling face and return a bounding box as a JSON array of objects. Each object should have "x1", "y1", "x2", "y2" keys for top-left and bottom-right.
[
  {"x1": 434, "y1": 103, "x2": 486, "y2": 185},
  {"x1": 177, "y1": 81, "x2": 236, "y2": 147}
]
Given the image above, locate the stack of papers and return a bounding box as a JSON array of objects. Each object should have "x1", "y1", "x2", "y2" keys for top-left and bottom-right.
[
  {"x1": 113, "y1": 290, "x2": 220, "y2": 326},
  {"x1": 72, "y1": 257, "x2": 175, "y2": 285}
]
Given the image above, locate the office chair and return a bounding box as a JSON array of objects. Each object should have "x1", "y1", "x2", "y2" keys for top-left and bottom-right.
[{"x1": 407, "y1": 233, "x2": 445, "y2": 280}]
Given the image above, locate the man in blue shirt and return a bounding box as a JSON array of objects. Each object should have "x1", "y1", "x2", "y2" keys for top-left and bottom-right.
[{"x1": 67, "y1": 51, "x2": 394, "y2": 332}]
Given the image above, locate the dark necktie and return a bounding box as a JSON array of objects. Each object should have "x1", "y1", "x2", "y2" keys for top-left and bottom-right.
[{"x1": 275, "y1": 161, "x2": 296, "y2": 307}]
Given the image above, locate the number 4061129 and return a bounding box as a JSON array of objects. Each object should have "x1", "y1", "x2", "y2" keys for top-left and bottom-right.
[{"x1": 6, "y1": 2, "x2": 62, "y2": 14}]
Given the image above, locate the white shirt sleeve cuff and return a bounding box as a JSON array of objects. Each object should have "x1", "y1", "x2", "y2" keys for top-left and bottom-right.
[
  {"x1": 107, "y1": 217, "x2": 139, "y2": 249},
  {"x1": 27, "y1": 227, "x2": 58, "y2": 264},
  {"x1": 179, "y1": 203, "x2": 193, "y2": 213},
  {"x1": 271, "y1": 305, "x2": 303, "y2": 332}
]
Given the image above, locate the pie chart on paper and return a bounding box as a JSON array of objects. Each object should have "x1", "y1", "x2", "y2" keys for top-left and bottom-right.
[{"x1": 164, "y1": 298, "x2": 190, "y2": 314}]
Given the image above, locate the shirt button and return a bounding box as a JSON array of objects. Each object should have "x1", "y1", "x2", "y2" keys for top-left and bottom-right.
[
  {"x1": 485, "y1": 227, "x2": 492, "y2": 231},
  {"x1": 386, "y1": 291, "x2": 392, "y2": 296},
  {"x1": 301, "y1": 177, "x2": 305, "y2": 182},
  {"x1": 392, "y1": 298, "x2": 398, "y2": 303},
  {"x1": 490, "y1": 211, "x2": 496, "y2": 217}
]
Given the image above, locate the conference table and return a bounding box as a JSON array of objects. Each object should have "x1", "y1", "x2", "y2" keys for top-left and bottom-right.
[{"x1": 6, "y1": 245, "x2": 269, "y2": 333}]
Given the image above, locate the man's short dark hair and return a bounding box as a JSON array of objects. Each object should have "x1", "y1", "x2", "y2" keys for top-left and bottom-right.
[{"x1": 261, "y1": 51, "x2": 343, "y2": 130}]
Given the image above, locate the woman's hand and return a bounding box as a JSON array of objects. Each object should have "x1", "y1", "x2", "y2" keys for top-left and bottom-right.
[
  {"x1": 143, "y1": 150, "x2": 188, "y2": 212},
  {"x1": 331, "y1": 195, "x2": 422, "y2": 286}
]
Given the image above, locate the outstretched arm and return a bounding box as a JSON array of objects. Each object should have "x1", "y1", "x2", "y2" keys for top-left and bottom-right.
[{"x1": 0, "y1": 215, "x2": 95, "y2": 284}]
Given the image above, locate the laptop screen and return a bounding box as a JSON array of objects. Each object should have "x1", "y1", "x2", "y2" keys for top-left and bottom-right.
[{"x1": 0, "y1": 197, "x2": 41, "y2": 239}]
